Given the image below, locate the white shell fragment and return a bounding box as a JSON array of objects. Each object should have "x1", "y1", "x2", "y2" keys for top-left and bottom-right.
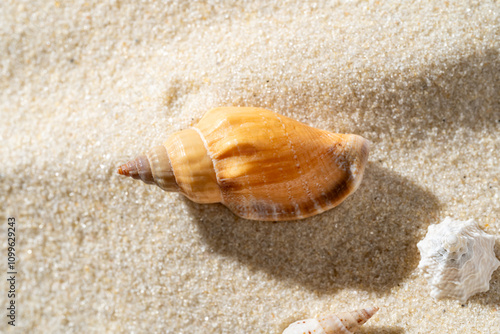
[
  {"x1": 417, "y1": 217, "x2": 500, "y2": 303},
  {"x1": 282, "y1": 307, "x2": 379, "y2": 334}
]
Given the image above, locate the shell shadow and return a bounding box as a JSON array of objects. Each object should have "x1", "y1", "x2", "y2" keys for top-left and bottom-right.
[
  {"x1": 226, "y1": 48, "x2": 499, "y2": 150},
  {"x1": 184, "y1": 162, "x2": 440, "y2": 294},
  {"x1": 358, "y1": 326, "x2": 405, "y2": 334},
  {"x1": 346, "y1": 48, "x2": 500, "y2": 147}
]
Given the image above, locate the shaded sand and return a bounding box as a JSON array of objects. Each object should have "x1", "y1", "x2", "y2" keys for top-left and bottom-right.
[{"x1": 1, "y1": 1, "x2": 499, "y2": 333}]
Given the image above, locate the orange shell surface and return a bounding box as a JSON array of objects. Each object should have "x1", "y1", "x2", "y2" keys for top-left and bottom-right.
[{"x1": 191, "y1": 107, "x2": 369, "y2": 221}]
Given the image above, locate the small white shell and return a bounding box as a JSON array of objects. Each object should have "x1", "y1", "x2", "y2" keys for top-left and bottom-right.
[
  {"x1": 282, "y1": 307, "x2": 379, "y2": 334},
  {"x1": 417, "y1": 217, "x2": 500, "y2": 303}
]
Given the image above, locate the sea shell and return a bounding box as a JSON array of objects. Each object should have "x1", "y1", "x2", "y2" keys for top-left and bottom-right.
[
  {"x1": 118, "y1": 107, "x2": 369, "y2": 221},
  {"x1": 282, "y1": 307, "x2": 379, "y2": 334},
  {"x1": 417, "y1": 217, "x2": 500, "y2": 303}
]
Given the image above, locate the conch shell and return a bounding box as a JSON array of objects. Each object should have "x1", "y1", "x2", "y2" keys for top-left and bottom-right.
[
  {"x1": 282, "y1": 307, "x2": 379, "y2": 334},
  {"x1": 118, "y1": 107, "x2": 369, "y2": 221},
  {"x1": 417, "y1": 217, "x2": 500, "y2": 303}
]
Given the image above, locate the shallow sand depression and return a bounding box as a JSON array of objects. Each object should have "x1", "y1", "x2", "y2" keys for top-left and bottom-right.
[{"x1": 1, "y1": 1, "x2": 499, "y2": 333}]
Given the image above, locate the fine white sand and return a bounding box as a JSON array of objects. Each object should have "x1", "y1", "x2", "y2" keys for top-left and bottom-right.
[{"x1": 1, "y1": 1, "x2": 499, "y2": 333}]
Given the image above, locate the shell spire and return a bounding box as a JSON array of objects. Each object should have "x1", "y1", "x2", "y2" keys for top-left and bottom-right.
[
  {"x1": 117, "y1": 155, "x2": 153, "y2": 182},
  {"x1": 119, "y1": 147, "x2": 179, "y2": 191},
  {"x1": 283, "y1": 307, "x2": 379, "y2": 334},
  {"x1": 117, "y1": 107, "x2": 370, "y2": 221}
]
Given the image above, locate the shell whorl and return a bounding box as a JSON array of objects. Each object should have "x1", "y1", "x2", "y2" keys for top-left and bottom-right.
[
  {"x1": 118, "y1": 145, "x2": 178, "y2": 191},
  {"x1": 163, "y1": 128, "x2": 222, "y2": 203},
  {"x1": 118, "y1": 107, "x2": 370, "y2": 221},
  {"x1": 118, "y1": 154, "x2": 155, "y2": 184},
  {"x1": 118, "y1": 129, "x2": 221, "y2": 203},
  {"x1": 283, "y1": 307, "x2": 379, "y2": 334}
]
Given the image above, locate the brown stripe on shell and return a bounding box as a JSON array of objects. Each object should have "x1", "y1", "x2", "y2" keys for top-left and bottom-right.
[{"x1": 223, "y1": 165, "x2": 353, "y2": 221}]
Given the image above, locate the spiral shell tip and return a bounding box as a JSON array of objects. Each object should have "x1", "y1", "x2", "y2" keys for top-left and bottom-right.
[
  {"x1": 365, "y1": 306, "x2": 379, "y2": 318},
  {"x1": 117, "y1": 163, "x2": 132, "y2": 177}
]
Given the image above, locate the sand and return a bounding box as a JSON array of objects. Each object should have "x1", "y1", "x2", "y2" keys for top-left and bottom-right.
[{"x1": 1, "y1": 0, "x2": 499, "y2": 333}]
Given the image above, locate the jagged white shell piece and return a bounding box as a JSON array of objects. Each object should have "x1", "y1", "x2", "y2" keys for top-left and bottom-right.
[
  {"x1": 282, "y1": 307, "x2": 379, "y2": 334},
  {"x1": 417, "y1": 217, "x2": 500, "y2": 303}
]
